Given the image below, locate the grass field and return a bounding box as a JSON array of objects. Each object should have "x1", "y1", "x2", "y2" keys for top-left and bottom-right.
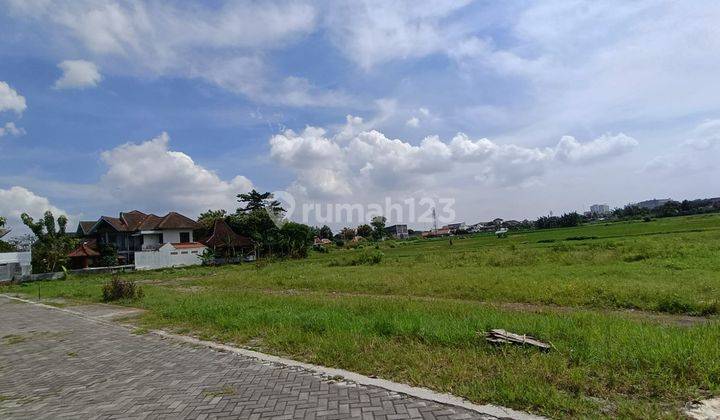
[{"x1": 4, "y1": 214, "x2": 720, "y2": 418}]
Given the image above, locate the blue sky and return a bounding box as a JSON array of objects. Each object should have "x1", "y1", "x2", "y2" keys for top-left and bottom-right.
[{"x1": 1, "y1": 1, "x2": 719, "y2": 234}]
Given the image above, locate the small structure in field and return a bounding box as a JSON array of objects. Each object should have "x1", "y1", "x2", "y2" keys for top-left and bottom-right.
[{"x1": 495, "y1": 227, "x2": 509, "y2": 238}]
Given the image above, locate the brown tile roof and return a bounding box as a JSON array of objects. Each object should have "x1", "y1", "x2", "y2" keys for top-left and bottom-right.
[
  {"x1": 77, "y1": 221, "x2": 96, "y2": 235},
  {"x1": 120, "y1": 210, "x2": 148, "y2": 231},
  {"x1": 88, "y1": 210, "x2": 201, "y2": 233},
  {"x1": 137, "y1": 214, "x2": 164, "y2": 230},
  {"x1": 156, "y1": 212, "x2": 201, "y2": 230},
  {"x1": 202, "y1": 219, "x2": 253, "y2": 249}
]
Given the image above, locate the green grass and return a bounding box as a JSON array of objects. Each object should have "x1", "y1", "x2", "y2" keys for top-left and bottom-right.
[{"x1": 4, "y1": 214, "x2": 720, "y2": 418}]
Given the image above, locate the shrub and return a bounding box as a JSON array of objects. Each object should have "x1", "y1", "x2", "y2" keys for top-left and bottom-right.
[
  {"x1": 329, "y1": 249, "x2": 385, "y2": 267},
  {"x1": 102, "y1": 277, "x2": 144, "y2": 302}
]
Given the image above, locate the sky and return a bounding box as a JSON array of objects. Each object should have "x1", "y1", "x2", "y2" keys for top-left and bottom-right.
[{"x1": 1, "y1": 0, "x2": 719, "y2": 235}]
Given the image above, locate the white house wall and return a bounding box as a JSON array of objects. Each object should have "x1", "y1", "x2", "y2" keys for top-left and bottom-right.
[
  {"x1": 160, "y1": 229, "x2": 194, "y2": 244},
  {"x1": 134, "y1": 248, "x2": 204, "y2": 270}
]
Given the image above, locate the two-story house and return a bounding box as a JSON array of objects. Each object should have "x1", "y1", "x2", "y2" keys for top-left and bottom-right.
[{"x1": 72, "y1": 210, "x2": 202, "y2": 266}]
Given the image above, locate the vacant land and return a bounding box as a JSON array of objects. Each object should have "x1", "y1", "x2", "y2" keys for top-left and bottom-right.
[{"x1": 4, "y1": 214, "x2": 720, "y2": 418}]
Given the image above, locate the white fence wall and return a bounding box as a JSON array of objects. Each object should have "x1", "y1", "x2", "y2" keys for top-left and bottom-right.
[{"x1": 134, "y1": 250, "x2": 203, "y2": 271}]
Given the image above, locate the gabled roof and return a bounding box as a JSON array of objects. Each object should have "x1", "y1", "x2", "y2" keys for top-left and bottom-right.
[
  {"x1": 0, "y1": 228, "x2": 9, "y2": 239},
  {"x1": 77, "y1": 221, "x2": 97, "y2": 235},
  {"x1": 156, "y1": 212, "x2": 201, "y2": 230},
  {"x1": 202, "y1": 219, "x2": 253, "y2": 249},
  {"x1": 86, "y1": 210, "x2": 201, "y2": 234},
  {"x1": 68, "y1": 240, "x2": 101, "y2": 257}
]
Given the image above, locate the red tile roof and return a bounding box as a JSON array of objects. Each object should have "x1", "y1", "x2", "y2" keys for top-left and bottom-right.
[
  {"x1": 68, "y1": 240, "x2": 101, "y2": 257},
  {"x1": 169, "y1": 242, "x2": 206, "y2": 249}
]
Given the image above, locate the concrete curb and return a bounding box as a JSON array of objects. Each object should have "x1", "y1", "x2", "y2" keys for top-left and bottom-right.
[{"x1": 1, "y1": 294, "x2": 544, "y2": 420}]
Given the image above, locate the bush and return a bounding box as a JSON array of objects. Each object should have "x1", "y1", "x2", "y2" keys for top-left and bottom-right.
[
  {"x1": 329, "y1": 249, "x2": 385, "y2": 267},
  {"x1": 102, "y1": 277, "x2": 144, "y2": 302}
]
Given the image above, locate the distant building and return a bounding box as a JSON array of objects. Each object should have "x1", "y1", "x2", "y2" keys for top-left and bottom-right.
[
  {"x1": 635, "y1": 198, "x2": 672, "y2": 210},
  {"x1": 442, "y1": 222, "x2": 467, "y2": 233},
  {"x1": 385, "y1": 224, "x2": 409, "y2": 239},
  {"x1": 590, "y1": 204, "x2": 610, "y2": 215}
]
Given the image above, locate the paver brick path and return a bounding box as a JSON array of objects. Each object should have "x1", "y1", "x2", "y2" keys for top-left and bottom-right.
[{"x1": 0, "y1": 296, "x2": 500, "y2": 419}]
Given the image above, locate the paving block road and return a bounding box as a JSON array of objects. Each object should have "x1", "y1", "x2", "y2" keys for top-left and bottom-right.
[{"x1": 0, "y1": 296, "x2": 509, "y2": 419}]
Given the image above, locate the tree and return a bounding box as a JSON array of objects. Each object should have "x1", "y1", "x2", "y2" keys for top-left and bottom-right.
[
  {"x1": 319, "y1": 225, "x2": 333, "y2": 239},
  {"x1": 370, "y1": 216, "x2": 386, "y2": 241},
  {"x1": 341, "y1": 227, "x2": 356, "y2": 240},
  {"x1": 237, "y1": 189, "x2": 284, "y2": 214},
  {"x1": 197, "y1": 209, "x2": 227, "y2": 239},
  {"x1": 278, "y1": 222, "x2": 313, "y2": 258},
  {"x1": 0, "y1": 216, "x2": 5, "y2": 228},
  {"x1": 21, "y1": 211, "x2": 76, "y2": 273},
  {"x1": 356, "y1": 224, "x2": 372, "y2": 238}
]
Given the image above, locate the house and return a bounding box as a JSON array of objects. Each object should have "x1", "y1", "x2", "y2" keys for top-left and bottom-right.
[
  {"x1": 385, "y1": 224, "x2": 409, "y2": 239},
  {"x1": 202, "y1": 219, "x2": 253, "y2": 257},
  {"x1": 0, "y1": 251, "x2": 31, "y2": 282},
  {"x1": 67, "y1": 238, "x2": 101, "y2": 269},
  {"x1": 72, "y1": 210, "x2": 202, "y2": 266},
  {"x1": 0, "y1": 228, "x2": 9, "y2": 239},
  {"x1": 313, "y1": 237, "x2": 332, "y2": 245}
]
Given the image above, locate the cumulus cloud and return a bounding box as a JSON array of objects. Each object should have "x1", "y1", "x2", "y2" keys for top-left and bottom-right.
[
  {"x1": 54, "y1": 60, "x2": 102, "y2": 89},
  {"x1": 0, "y1": 186, "x2": 71, "y2": 235},
  {"x1": 0, "y1": 81, "x2": 26, "y2": 115},
  {"x1": 270, "y1": 116, "x2": 638, "y2": 196},
  {"x1": 406, "y1": 117, "x2": 419, "y2": 127},
  {"x1": 99, "y1": 132, "x2": 253, "y2": 215},
  {"x1": 0, "y1": 122, "x2": 25, "y2": 138}
]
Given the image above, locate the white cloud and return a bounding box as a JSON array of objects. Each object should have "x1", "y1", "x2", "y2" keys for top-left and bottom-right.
[
  {"x1": 0, "y1": 186, "x2": 71, "y2": 236},
  {"x1": 554, "y1": 134, "x2": 638, "y2": 163},
  {"x1": 270, "y1": 115, "x2": 638, "y2": 196},
  {"x1": 0, "y1": 122, "x2": 25, "y2": 138},
  {"x1": 99, "y1": 132, "x2": 253, "y2": 215},
  {"x1": 5, "y1": 0, "x2": 341, "y2": 106},
  {"x1": 683, "y1": 119, "x2": 720, "y2": 151},
  {"x1": 644, "y1": 119, "x2": 720, "y2": 174},
  {"x1": 0, "y1": 81, "x2": 27, "y2": 115},
  {"x1": 54, "y1": 60, "x2": 102, "y2": 89},
  {"x1": 324, "y1": 0, "x2": 473, "y2": 69},
  {"x1": 406, "y1": 117, "x2": 419, "y2": 127}
]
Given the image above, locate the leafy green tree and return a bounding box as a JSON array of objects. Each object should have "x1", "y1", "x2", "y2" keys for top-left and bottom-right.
[
  {"x1": 197, "y1": 209, "x2": 227, "y2": 239},
  {"x1": 319, "y1": 225, "x2": 333, "y2": 239},
  {"x1": 21, "y1": 211, "x2": 76, "y2": 273},
  {"x1": 356, "y1": 224, "x2": 372, "y2": 238},
  {"x1": 0, "y1": 216, "x2": 5, "y2": 228},
  {"x1": 278, "y1": 222, "x2": 313, "y2": 258},
  {"x1": 370, "y1": 216, "x2": 386, "y2": 241},
  {"x1": 237, "y1": 189, "x2": 284, "y2": 214}
]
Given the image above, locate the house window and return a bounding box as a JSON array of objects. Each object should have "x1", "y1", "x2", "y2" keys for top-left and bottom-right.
[
  {"x1": 158, "y1": 233, "x2": 163, "y2": 244},
  {"x1": 179, "y1": 232, "x2": 190, "y2": 243},
  {"x1": 181, "y1": 251, "x2": 188, "y2": 254},
  {"x1": 170, "y1": 252, "x2": 178, "y2": 255}
]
